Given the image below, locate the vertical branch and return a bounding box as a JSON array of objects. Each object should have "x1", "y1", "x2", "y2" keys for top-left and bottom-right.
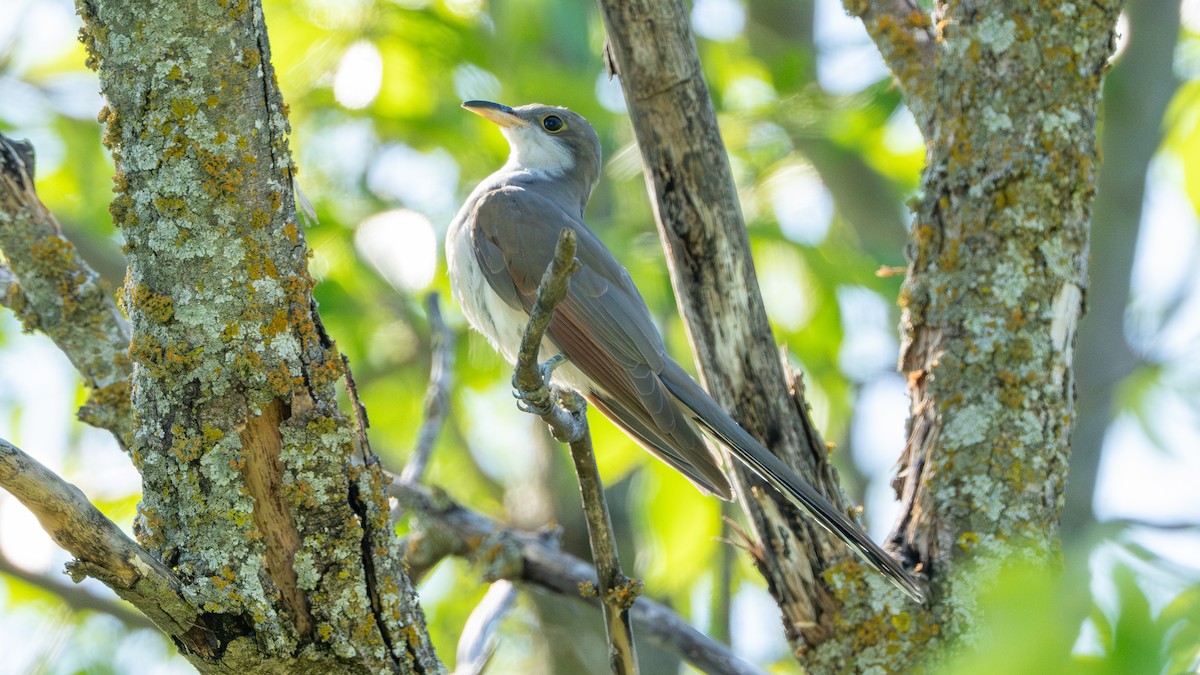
[
  {"x1": 512, "y1": 229, "x2": 641, "y2": 674},
  {"x1": 595, "y1": 0, "x2": 875, "y2": 646},
  {"x1": 564, "y1": 415, "x2": 641, "y2": 675},
  {"x1": 400, "y1": 292, "x2": 456, "y2": 485}
]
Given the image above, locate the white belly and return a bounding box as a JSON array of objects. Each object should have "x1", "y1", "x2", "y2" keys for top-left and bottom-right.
[{"x1": 446, "y1": 217, "x2": 591, "y2": 393}]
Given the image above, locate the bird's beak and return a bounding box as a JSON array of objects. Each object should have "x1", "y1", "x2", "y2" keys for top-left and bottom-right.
[{"x1": 462, "y1": 100, "x2": 525, "y2": 128}]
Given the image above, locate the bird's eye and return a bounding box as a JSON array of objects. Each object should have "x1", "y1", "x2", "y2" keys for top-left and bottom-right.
[{"x1": 541, "y1": 115, "x2": 565, "y2": 133}]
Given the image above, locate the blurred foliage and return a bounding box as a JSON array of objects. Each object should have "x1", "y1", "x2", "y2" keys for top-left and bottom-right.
[
  {"x1": 937, "y1": 538, "x2": 1200, "y2": 675},
  {"x1": 0, "y1": 0, "x2": 1199, "y2": 672}
]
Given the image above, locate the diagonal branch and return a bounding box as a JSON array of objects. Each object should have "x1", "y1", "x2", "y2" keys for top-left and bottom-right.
[
  {"x1": 391, "y1": 479, "x2": 767, "y2": 675},
  {"x1": 595, "y1": 0, "x2": 898, "y2": 645},
  {"x1": 0, "y1": 134, "x2": 132, "y2": 448},
  {"x1": 512, "y1": 227, "x2": 640, "y2": 674},
  {"x1": 0, "y1": 437, "x2": 221, "y2": 654}
]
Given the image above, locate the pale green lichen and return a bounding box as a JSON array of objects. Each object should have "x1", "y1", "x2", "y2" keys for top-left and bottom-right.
[{"x1": 977, "y1": 15, "x2": 1017, "y2": 53}]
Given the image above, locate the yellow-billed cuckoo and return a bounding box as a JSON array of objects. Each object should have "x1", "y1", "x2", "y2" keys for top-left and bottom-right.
[{"x1": 447, "y1": 100, "x2": 923, "y2": 602}]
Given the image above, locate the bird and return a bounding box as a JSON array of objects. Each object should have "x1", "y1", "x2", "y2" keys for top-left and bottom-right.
[{"x1": 446, "y1": 100, "x2": 923, "y2": 603}]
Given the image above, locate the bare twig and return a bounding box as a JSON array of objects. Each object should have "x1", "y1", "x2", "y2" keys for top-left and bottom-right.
[
  {"x1": 401, "y1": 292, "x2": 456, "y2": 484},
  {"x1": 512, "y1": 229, "x2": 585, "y2": 441},
  {"x1": 391, "y1": 479, "x2": 767, "y2": 675},
  {"x1": 0, "y1": 134, "x2": 132, "y2": 448},
  {"x1": 512, "y1": 228, "x2": 639, "y2": 674},
  {"x1": 564, "y1": 424, "x2": 642, "y2": 674}
]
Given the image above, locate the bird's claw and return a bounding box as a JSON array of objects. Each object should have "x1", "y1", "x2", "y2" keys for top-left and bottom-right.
[
  {"x1": 539, "y1": 354, "x2": 567, "y2": 385},
  {"x1": 512, "y1": 354, "x2": 568, "y2": 415},
  {"x1": 516, "y1": 397, "x2": 553, "y2": 416}
]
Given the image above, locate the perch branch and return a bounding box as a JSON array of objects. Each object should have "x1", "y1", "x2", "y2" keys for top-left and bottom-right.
[
  {"x1": 0, "y1": 437, "x2": 221, "y2": 652},
  {"x1": 512, "y1": 227, "x2": 639, "y2": 674},
  {"x1": 0, "y1": 547, "x2": 154, "y2": 630}
]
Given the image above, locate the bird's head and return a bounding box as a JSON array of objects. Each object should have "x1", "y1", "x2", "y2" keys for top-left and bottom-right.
[{"x1": 462, "y1": 100, "x2": 602, "y2": 197}]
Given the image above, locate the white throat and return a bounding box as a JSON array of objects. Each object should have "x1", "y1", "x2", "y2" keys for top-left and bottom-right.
[{"x1": 502, "y1": 126, "x2": 574, "y2": 179}]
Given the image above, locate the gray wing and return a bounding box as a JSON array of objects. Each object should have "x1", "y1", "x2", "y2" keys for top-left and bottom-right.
[{"x1": 468, "y1": 185, "x2": 731, "y2": 497}]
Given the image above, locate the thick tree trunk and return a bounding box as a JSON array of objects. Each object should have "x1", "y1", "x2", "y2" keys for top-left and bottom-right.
[
  {"x1": 73, "y1": 0, "x2": 442, "y2": 671},
  {"x1": 843, "y1": 1, "x2": 1121, "y2": 672}
]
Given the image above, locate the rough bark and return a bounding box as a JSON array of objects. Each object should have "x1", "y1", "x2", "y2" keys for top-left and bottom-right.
[
  {"x1": 854, "y1": 1, "x2": 1121, "y2": 672},
  {"x1": 67, "y1": 0, "x2": 442, "y2": 671},
  {"x1": 0, "y1": 438, "x2": 199, "y2": 638},
  {"x1": 0, "y1": 135, "x2": 133, "y2": 446},
  {"x1": 596, "y1": 0, "x2": 918, "y2": 658}
]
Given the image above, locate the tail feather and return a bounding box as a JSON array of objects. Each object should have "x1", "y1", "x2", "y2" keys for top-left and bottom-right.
[{"x1": 661, "y1": 362, "x2": 924, "y2": 603}]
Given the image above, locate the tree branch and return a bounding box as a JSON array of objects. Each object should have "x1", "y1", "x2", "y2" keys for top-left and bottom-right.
[
  {"x1": 0, "y1": 134, "x2": 132, "y2": 447},
  {"x1": 391, "y1": 479, "x2": 767, "y2": 675},
  {"x1": 512, "y1": 228, "x2": 640, "y2": 674},
  {"x1": 843, "y1": 0, "x2": 936, "y2": 135},
  {"x1": 401, "y1": 292, "x2": 456, "y2": 485},
  {"x1": 596, "y1": 0, "x2": 896, "y2": 646},
  {"x1": 453, "y1": 580, "x2": 516, "y2": 675},
  {"x1": 512, "y1": 229, "x2": 585, "y2": 441},
  {"x1": 0, "y1": 437, "x2": 215, "y2": 651}
]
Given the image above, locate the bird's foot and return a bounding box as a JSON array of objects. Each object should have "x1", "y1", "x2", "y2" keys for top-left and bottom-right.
[{"x1": 512, "y1": 354, "x2": 567, "y2": 416}]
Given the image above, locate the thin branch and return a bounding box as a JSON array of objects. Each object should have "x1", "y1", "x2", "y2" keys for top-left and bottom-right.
[
  {"x1": 400, "y1": 292, "x2": 456, "y2": 485},
  {"x1": 512, "y1": 229, "x2": 585, "y2": 442},
  {"x1": 564, "y1": 425, "x2": 641, "y2": 674},
  {"x1": 0, "y1": 134, "x2": 132, "y2": 448},
  {"x1": 1104, "y1": 518, "x2": 1200, "y2": 533},
  {"x1": 391, "y1": 479, "x2": 767, "y2": 675},
  {"x1": 595, "y1": 0, "x2": 893, "y2": 643},
  {"x1": 0, "y1": 437, "x2": 216, "y2": 652},
  {"x1": 0, "y1": 548, "x2": 155, "y2": 630},
  {"x1": 512, "y1": 228, "x2": 639, "y2": 674}
]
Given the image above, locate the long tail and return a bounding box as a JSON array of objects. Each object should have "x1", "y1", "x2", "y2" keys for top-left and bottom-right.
[{"x1": 661, "y1": 362, "x2": 924, "y2": 603}]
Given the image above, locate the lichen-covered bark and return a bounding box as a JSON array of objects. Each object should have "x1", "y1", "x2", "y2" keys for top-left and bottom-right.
[
  {"x1": 844, "y1": 0, "x2": 936, "y2": 135},
  {"x1": 0, "y1": 136, "x2": 133, "y2": 446},
  {"x1": 75, "y1": 0, "x2": 441, "y2": 671},
  {"x1": 804, "y1": 2, "x2": 1121, "y2": 672}
]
